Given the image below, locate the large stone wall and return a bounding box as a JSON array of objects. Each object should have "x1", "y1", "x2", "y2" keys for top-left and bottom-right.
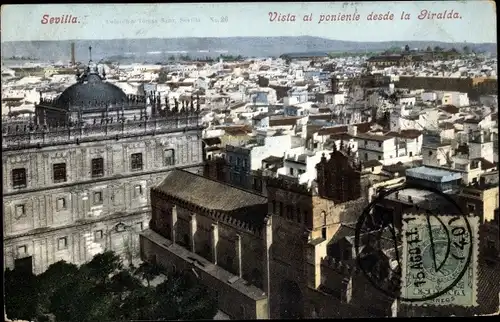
[{"x1": 3, "y1": 129, "x2": 204, "y2": 274}]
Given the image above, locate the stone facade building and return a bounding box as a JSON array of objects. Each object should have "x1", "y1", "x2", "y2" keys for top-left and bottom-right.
[
  {"x1": 140, "y1": 142, "x2": 396, "y2": 319},
  {"x1": 3, "y1": 63, "x2": 204, "y2": 274}
]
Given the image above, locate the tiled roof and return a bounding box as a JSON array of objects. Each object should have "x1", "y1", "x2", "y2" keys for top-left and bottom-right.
[
  {"x1": 464, "y1": 118, "x2": 481, "y2": 124},
  {"x1": 386, "y1": 130, "x2": 423, "y2": 139},
  {"x1": 363, "y1": 160, "x2": 383, "y2": 168},
  {"x1": 317, "y1": 125, "x2": 348, "y2": 136},
  {"x1": 269, "y1": 117, "x2": 300, "y2": 126},
  {"x1": 439, "y1": 105, "x2": 460, "y2": 114},
  {"x1": 203, "y1": 137, "x2": 221, "y2": 146},
  {"x1": 224, "y1": 125, "x2": 252, "y2": 136},
  {"x1": 155, "y1": 170, "x2": 268, "y2": 225},
  {"x1": 262, "y1": 155, "x2": 283, "y2": 164},
  {"x1": 355, "y1": 132, "x2": 391, "y2": 142},
  {"x1": 475, "y1": 157, "x2": 496, "y2": 170},
  {"x1": 309, "y1": 114, "x2": 332, "y2": 121}
]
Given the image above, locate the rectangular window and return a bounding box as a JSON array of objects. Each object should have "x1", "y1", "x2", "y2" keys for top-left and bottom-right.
[
  {"x1": 56, "y1": 198, "x2": 67, "y2": 211},
  {"x1": 53, "y1": 163, "x2": 67, "y2": 183},
  {"x1": 91, "y1": 158, "x2": 104, "y2": 177},
  {"x1": 93, "y1": 191, "x2": 103, "y2": 205},
  {"x1": 57, "y1": 237, "x2": 68, "y2": 250},
  {"x1": 378, "y1": 142, "x2": 382, "y2": 147},
  {"x1": 136, "y1": 222, "x2": 144, "y2": 231},
  {"x1": 364, "y1": 153, "x2": 368, "y2": 161},
  {"x1": 131, "y1": 153, "x2": 143, "y2": 171},
  {"x1": 378, "y1": 155, "x2": 382, "y2": 160},
  {"x1": 289, "y1": 168, "x2": 294, "y2": 176},
  {"x1": 17, "y1": 245, "x2": 27, "y2": 256},
  {"x1": 134, "y1": 185, "x2": 143, "y2": 198},
  {"x1": 94, "y1": 230, "x2": 103, "y2": 241},
  {"x1": 467, "y1": 203, "x2": 476, "y2": 213},
  {"x1": 12, "y1": 168, "x2": 27, "y2": 188},
  {"x1": 164, "y1": 149, "x2": 175, "y2": 166},
  {"x1": 15, "y1": 205, "x2": 26, "y2": 218}
]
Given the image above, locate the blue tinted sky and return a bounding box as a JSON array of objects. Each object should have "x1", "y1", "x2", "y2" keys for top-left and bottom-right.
[{"x1": 1, "y1": 1, "x2": 496, "y2": 43}]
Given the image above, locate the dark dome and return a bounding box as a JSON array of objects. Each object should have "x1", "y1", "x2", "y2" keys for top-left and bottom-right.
[{"x1": 56, "y1": 72, "x2": 127, "y2": 109}]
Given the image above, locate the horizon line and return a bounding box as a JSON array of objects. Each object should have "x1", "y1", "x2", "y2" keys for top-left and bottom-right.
[{"x1": 1, "y1": 36, "x2": 495, "y2": 45}]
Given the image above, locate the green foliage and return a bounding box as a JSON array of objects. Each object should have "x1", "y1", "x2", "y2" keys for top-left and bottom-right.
[
  {"x1": 81, "y1": 250, "x2": 123, "y2": 284},
  {"x1": 4, "y1": 251, "x2": 218, "y2": 322},
  {"x1": 152, "y1": 271, "x2": 219, "y2": 320},
  {"x1": 134, "y1": 261, "x2": 162, "y2": 287},
  {"x1": 4, "y1": 268, "x2": 39, "y2": 320}
]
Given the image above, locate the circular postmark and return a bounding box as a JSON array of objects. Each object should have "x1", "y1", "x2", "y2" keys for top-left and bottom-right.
[{"x1": 354, "y1": 182, "x2": 474, "y2": 302}]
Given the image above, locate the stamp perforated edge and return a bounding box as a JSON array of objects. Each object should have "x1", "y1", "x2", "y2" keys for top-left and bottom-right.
[{"x1": 401, "y1": 213, "x2": 479, "y2": 307}]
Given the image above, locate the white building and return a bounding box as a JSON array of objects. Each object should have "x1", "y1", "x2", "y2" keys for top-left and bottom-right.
[
  {"x1": 421, "y1": 91, "x2": 438, "y2": 102},
  {"x1": 248, "y1": 134, "x2": 303, "y2": 171},
  {"x1": 324, "y1": 93, "x2": 346, "y2": 105},
  {"x1": 277, "y1": 149, "x2": 330, "y2": 187},
  {"x1": 354, "y1": 129, "x2": 422, "y2": 166},
  {"x1": 441, "y1": 91, "x2": 470, "y2": 107}
]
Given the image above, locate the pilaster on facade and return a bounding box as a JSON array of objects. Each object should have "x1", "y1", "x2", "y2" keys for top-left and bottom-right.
[{"x1": 211, "y1": 223, "x2": 219, "y2": 264}]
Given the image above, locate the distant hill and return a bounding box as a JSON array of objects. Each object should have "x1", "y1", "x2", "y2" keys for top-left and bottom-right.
[{"x1": 1, "y1": 36, "x2": 496, "y2": 63}]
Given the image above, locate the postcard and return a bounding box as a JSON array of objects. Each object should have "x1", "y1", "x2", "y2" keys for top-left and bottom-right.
[{"x1": 1, "y1": 2, "x2": 498, "y2": 321}]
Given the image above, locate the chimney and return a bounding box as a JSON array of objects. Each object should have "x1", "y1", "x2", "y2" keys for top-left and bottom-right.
[
  {"x1": 348, "y1": 125, "x2": 358, "y2": 137},
  {"x1": 71, "y1": 42, "x2": 76, "y2": 66}
]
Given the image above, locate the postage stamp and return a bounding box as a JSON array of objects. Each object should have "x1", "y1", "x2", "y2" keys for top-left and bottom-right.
[{"x1": 401, "y1": 213, "x2": 479, "y2": 307}]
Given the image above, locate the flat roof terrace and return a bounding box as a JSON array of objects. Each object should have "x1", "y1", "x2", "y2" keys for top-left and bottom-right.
[{"x1": 406, "y1": 166, "x2": 462, "y2": 183}]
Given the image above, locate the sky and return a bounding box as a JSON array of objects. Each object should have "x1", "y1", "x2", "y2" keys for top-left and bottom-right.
[{"x1": 1, "y1": 1, "x2": 497, "y2": 43}]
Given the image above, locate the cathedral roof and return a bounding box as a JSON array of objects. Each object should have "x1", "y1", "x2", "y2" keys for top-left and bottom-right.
[
  {"x1": 154, "y1": 169, "x2": 268, "y2": 226},
  {"x1": 55, "y1": 70, "x2": 127, "y2": 110}
]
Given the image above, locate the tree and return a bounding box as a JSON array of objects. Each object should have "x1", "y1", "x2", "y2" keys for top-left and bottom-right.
[
  {"x1": 81, "y1": 250, "x2": 123, "y2": 284},
  {"x1": 35, "y1": 261, "x2": 80, "y2": 318},
  {"x1": 433, "y1": 46, "x2": 443, "y2": 52},
  {"x1": 4, "y1": 268, "x2": 39, "y2": 320},
  {"x1": 134, "y1": 261, "x2": 162, "y2": 287},
  {"x1": 4, "y1": 252, "x2": 218, "y2": 321},
  {"x1": 463, "y1": 46, "x2": 471, "y2": 54},
  {"x1": 152, "y1": 270, "x2": 218, "y2": 320}
]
